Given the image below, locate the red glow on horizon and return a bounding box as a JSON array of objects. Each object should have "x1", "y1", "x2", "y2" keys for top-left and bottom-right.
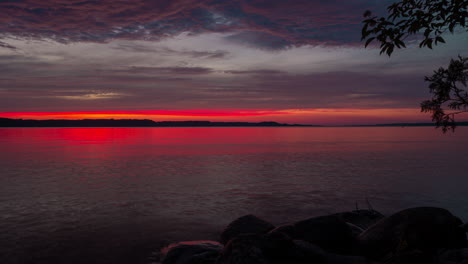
[
  {"x1": 0, "y1": 109, "x2": 289, "y2": 119},
  {"x1": 0, "y1": 108, "x2": 438, "y2": 125}
]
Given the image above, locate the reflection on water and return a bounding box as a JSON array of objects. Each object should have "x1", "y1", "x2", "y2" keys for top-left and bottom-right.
[{"x1": 1, "y1": 127, "x2": 468, "y2": 264}]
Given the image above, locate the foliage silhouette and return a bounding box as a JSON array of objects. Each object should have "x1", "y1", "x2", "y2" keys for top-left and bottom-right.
[
  {"x1": 421, "y1": 56, "x2": 468, "y2": 132},
  {"x1": 361, "y1": 0, "x2": 468, "y2": 132}
]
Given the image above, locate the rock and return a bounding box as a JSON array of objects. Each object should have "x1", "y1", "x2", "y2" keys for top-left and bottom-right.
[
  {"x1": 438, "y1": 248, "x2": 468, "y2": 263},
  {"x1": 334, "y1": 209, "x2": 384, "y2": 230},
  {"x1": 270, "y1": 215, "x2": 356, "y2": 254},
  {"x1": 288, "y1": 240, "x2": 328, "y2": 263},
  {"x1": 292, "y1": 240, "x2": 369, "y2": 264},
  {"x1": 166, "y1": 229, "x2": 365, "y2": 264},
  {"x1": 462, "y1": 222, "x2": 468, "y2": 232},
  {"x1": 266, "y1": 210, "x2": 383, "y2": 252},
  {"x1": 263, "y1": 232, "x2": 330, "y2": 264},
  {"x1": 268, "y1": 224, "x2": 294, "y2": 237},
  {"x1": 161, "y1": 241, "x2": 223, "y2": 264},
  {"x1": 220, "y1": 215, "x2": 275, "y2": 245},
  {"x1": 217, "y1": 233, "x2": 329, "y2": 264},
  {"x1": 385, "y1": 249, "x2": 433, "y2": 264},
  {"x1": 216, "y1": 234, "x2": 269, "y2": 264},
  {"x1": 266, "y1": 225, "x2": 291, "y2": 239},
  {"x1": 346, "y1": 222, "x2": 365, "y2": 238},
  {"x1": 260, "y1": 231, "x2": 296, "y2": 259},
  {"x1": 358, "y1": 207, "x2": 467, "y2": 260}
]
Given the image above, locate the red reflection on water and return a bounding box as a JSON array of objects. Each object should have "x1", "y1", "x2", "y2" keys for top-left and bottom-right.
[
  {"x1": 52, "y1": 128, "x2": 139, "y2": 144},
  {"x1": 0, "y1": 127, "x2": 465, "y2": 158},
  {"x1": 0, "y1": 128, "x2": 135, "y2": 144}
]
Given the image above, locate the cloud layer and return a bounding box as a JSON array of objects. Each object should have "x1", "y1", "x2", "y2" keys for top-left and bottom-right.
[{"x1": 0, "y1": 0, "x2": 391, "y2": 49}]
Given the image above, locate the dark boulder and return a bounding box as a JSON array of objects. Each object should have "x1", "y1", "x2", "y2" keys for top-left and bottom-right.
[
  {"x1": 216, "y1": 234, "x2": 269, "y2": 264},
  {"x1": 262, "y1": 232, "x2": 330, "y2": 264},
  {"x1": 216, "y1": 233, "x2": 328, "y2": 264},
  {"x1": 345, "y1": 222, "x2": 365, "y2": 238},
  {"x1": 268, "y1": 224, "x2": 295, "y2": 237},
  {"x1": 462, "y1": 222, "x2": 468, "y2": 232},
  {"x1": 220, "y1": 215, "x2": 275, "y2": 245},
  {"x1": 269, "y1": 215, "x2": 356, "y2": 254},
  {"x1": 438, "y1": 248, "x2": 468, "y2": 263},
  {"x1": 291, "y1": 240, "x2": 368, "y2": 264},
  {"x1": 385, "y1": 249, "x2": 433, "y2": 264},
  {"x1": 217, "y1": 233, "x2": 368, "y2": 264},
  {"x1": 161, "y1": 241, "x2": 223, "y2": 264},
  {"x1": 358, "y1": 207, "x2": 467, "y2": 260},
  {"x1": 334, "y1": 209, "x2": 384, "y2": 230},
  {"x1": 293, "y1": 215, "x2": 357, "y2": 254}
]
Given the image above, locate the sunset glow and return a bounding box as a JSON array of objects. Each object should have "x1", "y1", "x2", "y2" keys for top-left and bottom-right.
[
  {"x1": 0, "y1": 108, "x2": 434, "y2": 125},
  {"x1": 1, "y1": 1, "x2": 467, "y2": 124}
]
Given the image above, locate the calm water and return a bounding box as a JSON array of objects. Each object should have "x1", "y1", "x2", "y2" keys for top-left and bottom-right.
[{"x1": 1, "y1": 127, "x2": 468, "y2": 264}]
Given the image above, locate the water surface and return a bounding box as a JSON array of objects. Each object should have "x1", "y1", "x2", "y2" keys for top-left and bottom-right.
[{"x1": 1, "y1": 127, "x2": 467, "y2": 263}]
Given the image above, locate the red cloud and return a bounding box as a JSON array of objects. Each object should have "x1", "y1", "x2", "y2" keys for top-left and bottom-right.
[{"x1": 0, "y1": 109, "x2": 292, "y2": 119}]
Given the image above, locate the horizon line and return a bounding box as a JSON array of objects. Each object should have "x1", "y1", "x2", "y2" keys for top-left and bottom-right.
[
  {"x1": 0, "y1": 108, "x2": 444, "y2": 126},
  {"x1": 2, "y1": 117, "x2": 468, "y2": 128}
]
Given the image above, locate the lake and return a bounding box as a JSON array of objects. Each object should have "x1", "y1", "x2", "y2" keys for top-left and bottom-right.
[{"x1": 1, "y1": 127, "x2": 467, "y2": 264}]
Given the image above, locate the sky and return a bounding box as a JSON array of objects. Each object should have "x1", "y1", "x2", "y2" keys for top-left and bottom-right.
[{"x1": 0, "y1": 0, "x2": 467, "y2": 125}]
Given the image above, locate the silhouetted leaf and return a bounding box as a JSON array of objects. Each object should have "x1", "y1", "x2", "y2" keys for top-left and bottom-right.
[
  {"x1": 386, "y1": 45, "x2": 394, "y2": 56},
  {"x1": 365, "y1": 37, "x2": 375, "y2": 47},
  {"x1": 427, "y1": 39, "x2": 433, "y2": 49},
  {"x1": 361, "y1": 24, "x2": 369, "y2": 40},
  {"x1": 436, "y1": 36, "x2": 446, "y2": 44},
  {"x1": 396, "y1": 39, "x2": 406, "y2": 48},
  {"x1": 419, "y1": 39, "x2": 427, "y2": 48},
  {"x1": 449, "y1": 23, "x2": 455, "y2": 32}
]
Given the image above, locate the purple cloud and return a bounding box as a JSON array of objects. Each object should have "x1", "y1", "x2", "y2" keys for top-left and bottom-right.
[
  {"x1": 224, "y1": 69, "x2": 285, "y2": 75},
  {"x1": 0, "y1": 0, "x2": 392, "y2": 48},
  {"x1": 0, "y1": 50, "x2": 428, "y2": 112},
  {"x1": 113, "y1": 66, "x2": 214, "y2": 75}
]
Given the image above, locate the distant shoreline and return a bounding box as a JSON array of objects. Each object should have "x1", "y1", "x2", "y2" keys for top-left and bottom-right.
[
  {"x1": 1, "y1": 118, "x2": 467, "y2": 127},
  {"x1": 0, "y1": 118, "x2": 317, "y2": 127},
  {"x1": 343, "y1": 122, "x2": 468, "y2": 127}
]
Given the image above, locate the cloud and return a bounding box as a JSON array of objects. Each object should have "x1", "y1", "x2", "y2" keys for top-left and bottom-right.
[
  {"x1": 113, "y1": 66, "x2": 214, "y2": 75},
  {"x1": 223, "y1": 31, "x2": 293, "y2": 50},
  {"x1": 111, "y1": 43, "x2": 229, "y2": 59},
  {"x1": 0, "y1": 40, "x2": 16, "y2": 50},
  {"x1": 52, "y1": 92, "x2": 127, "y2": 100},
  {"x1": 0, "y1": 54, "x2": 428, "y2": 111},
  {"x1": 224, "y1": 69, "x2": 285, "y2": 75},
  {"x1": 1, "y1": 28, "x2": 465, "y2": 115},
  {"x1": 0, "y1": 0, "x2": 393, "y2": 47}
]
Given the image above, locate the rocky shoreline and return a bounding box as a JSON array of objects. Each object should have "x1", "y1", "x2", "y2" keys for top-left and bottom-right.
[{"x1": 155, "y1": 207, "x2": 468, "y2": 264}]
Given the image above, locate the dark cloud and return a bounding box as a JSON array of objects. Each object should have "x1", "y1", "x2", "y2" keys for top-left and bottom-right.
[
  {"x1": 0, "y1": 53, "x2": 428, "y2": 111},
  {"x1": 0, "y1": 0, "x2": 392, "y2": 47},
  {"x1": 174, "y1": 49, "x2": 228, "y2": 59},
  {"x1": 113, "y1": 66, "x2": 214, "y2": 75},
  {"x1": 238, "y1": 71, "x2": 426, "y2": 109},
  {"x1": 0, "y1": 40, "x2": 16, "y2": 49},
  {"x1": 111, "y1": 43, "x2": 160, "y2": 53},
  {"x1": 224, "y1": 69, "x2": 285, "y2": 75},
  {"x1": 111, "y1": 44, "x2": 229, "y2": 59},
  {"x1": 0, "y1": 54, "x2": 59, "y2": 77},
  {"x1": 224, "y1": 31, "x2": 292, "y2": 50},
  {"x1": 164, "y1": 66, "x2": 213, "y2": 74}
]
